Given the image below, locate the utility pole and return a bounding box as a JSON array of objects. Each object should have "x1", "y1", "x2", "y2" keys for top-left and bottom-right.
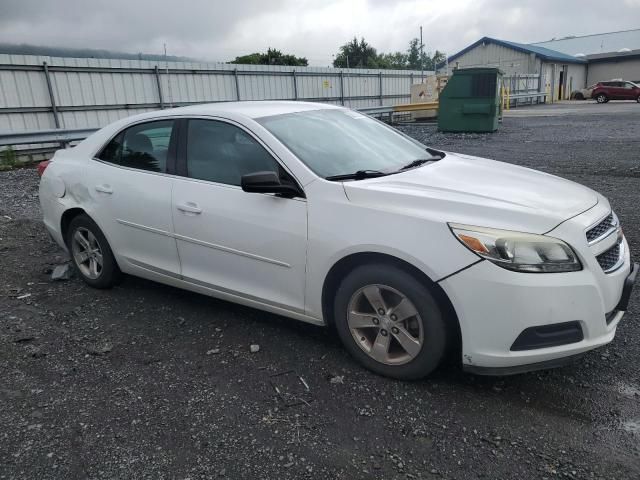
[{"x1": 420, "y1": 26, "x2": 424, "y2": 83}]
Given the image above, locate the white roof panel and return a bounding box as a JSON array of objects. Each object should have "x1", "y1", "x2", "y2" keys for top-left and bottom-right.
[{"x1": 531, "y1": 29, "x2": 640, "y2": 56}]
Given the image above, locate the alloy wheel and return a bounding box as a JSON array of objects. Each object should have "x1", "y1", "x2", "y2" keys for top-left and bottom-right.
[
  {"x1": 347, "y1": 284, "x2": 424, "y2": 365},
  {"x1": 71, "y1": 227, "x2": 104, "y2": 279}
]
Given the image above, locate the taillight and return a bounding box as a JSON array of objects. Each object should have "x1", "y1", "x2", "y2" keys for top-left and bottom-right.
[{"x1": 37, "y1": 160, "x2": 51, "y2": 177}]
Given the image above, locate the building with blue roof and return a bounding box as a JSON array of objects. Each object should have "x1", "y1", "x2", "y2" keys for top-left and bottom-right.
[
  {"x1": 438, "y1": 31, "x2": 640, "y2": 101},
  {"x1": 437, "y1": 36, "x2": 588, "y2": 101}
]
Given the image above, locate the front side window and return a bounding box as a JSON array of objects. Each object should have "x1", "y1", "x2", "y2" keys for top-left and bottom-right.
[
  {"x1": 257, "y1": 109, "x2": 430, "y2": 178},
  {"x1": 186, "y1": 119, "x2": 280, "y2": 186},
  {"x1": 98, "y1": 120, "x2": 174, "y2": 172}
]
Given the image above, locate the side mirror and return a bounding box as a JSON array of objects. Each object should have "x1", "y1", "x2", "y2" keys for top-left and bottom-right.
[{"x1": 241, "y1": 171, "x2": 303, "y2": 198}]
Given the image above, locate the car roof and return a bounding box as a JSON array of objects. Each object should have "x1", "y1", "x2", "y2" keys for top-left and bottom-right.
[
  {"x1": 73, "y1": 101, "x2": 345, "y2": 159},
  {"x1": 156, "y1": 100, "x2": 342, "y2": 119}
]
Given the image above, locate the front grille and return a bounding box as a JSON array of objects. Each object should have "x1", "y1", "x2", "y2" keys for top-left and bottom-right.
[
  {"x1": 586, "y1": 213, "x2": 615, "y2": 243},
  {"x1": 596, "y1": 242, "x2": 621, "y2": 272}
]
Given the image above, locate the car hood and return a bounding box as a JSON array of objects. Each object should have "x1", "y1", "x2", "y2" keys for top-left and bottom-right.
[{"x1": 342, "y1": 152, "x2": 599, "y2": 234}]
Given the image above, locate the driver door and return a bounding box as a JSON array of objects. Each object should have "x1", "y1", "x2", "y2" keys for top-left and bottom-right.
[{"x1": 171, "y1": 118, "x2": 308, "y2": 313}]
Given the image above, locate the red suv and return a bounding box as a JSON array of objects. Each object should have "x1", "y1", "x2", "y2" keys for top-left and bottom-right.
[{"x1": 592, "y1": 80, "x2": 640, "y2": 103}]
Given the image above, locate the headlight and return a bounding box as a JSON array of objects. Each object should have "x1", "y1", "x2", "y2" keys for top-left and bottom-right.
[{"x1": 449, "y1": 224, "x2": 582, "y2": 273}]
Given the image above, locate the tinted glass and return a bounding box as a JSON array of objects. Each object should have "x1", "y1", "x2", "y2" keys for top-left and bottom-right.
[
  {"x1": 98, "y1": 121, "x2": 173, "y2": 172},
  {"x1": 99, "y1": 132, "x2": 123, "y2": 163},
  {"x1": 120, "y1": 121, "x2": 173, "y2": 172},
  {"x1": 186, "y1": 119, "x2": 280, "y2": 186},
  {"x1": 258, "y1": 109, "x2": 429, "y2": 178}
]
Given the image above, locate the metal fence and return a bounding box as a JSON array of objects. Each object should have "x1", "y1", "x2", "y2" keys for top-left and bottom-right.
[
  {"x1": 501, "y1": 74, "x2": 546, "y2": 106},
  {"x1": 0, "y1": 54, "x2": 431, "y2": 136}
]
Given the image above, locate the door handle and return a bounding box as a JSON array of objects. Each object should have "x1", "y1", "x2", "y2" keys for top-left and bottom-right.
[
  {"x1": 177, "y1": 202, "x2": 203, "y2": 214},
  {"x1": 95, "y1": 184, "x2": 113, "y2": 194}
]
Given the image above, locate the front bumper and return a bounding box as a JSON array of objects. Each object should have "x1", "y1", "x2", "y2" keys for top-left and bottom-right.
[
  {"x1": 463, "y1": 352, "x2": 586, "y2": 376},
  {"x1": 439, "y1": 249, "x2": 636, "y2": 373}
]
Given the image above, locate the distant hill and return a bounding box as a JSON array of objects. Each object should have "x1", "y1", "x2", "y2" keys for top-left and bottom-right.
[{"x1": 0, "y1": 43, "x2": 198, "y2": 62}]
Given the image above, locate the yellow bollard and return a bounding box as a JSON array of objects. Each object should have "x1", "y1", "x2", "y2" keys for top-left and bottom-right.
[{"x1": 546, "y1": 85, "x2": 551, "y2": 104}]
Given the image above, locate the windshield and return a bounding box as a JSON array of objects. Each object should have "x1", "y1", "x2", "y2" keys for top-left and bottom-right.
[{"x1": 257, "y1": 109, "x2": 431, "y2": 178}]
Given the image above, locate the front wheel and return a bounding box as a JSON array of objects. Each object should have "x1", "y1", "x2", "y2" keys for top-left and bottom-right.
[
  {"x1": 333, "y1": 264, "x2": 448, "y2": 380},
  {"x1": 637, "y1": 95, "x2": 640, "y2": 103},
  {"x1": 66, "y1": 214, "x2": 121, "y2": 288},
  {"x1": 595, "y1": 93, "x2": 608, "y2": 104}
]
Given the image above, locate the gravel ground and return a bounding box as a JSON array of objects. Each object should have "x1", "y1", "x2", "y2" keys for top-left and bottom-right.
[{"x1": 1, "y1": 105, "x2": 639, "y2": 479}]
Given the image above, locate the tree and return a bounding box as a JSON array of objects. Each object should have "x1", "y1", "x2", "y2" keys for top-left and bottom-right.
[
  {"x1": 431, "y1": 50, "x2": 447, "y2": 69},
  {"x1": 377, "y1": 51, "x2": 408, "y2": 70},
  {"x1": 333, "y1": 37, "x2": 379, "y2": 68},
  {"x1": 406, "y1": 38, "x2": 432, "y2": 70},
  {"x1": 331, "y1": 36, "x2": 444, "y2": 71},
  {"x1": 231, "y1": 48, "x2": 308, "y2": 66}
]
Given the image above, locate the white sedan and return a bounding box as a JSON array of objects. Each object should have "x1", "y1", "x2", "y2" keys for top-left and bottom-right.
[{"x1": 39, "y1": 101, "x2": 637, "y2": 379}]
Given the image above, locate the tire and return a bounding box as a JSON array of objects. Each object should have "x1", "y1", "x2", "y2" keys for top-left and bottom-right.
[
  {"x1": 573, "y1": 92, "x2": 584, "y2": 100},
  {"x1": 333, "y1": 264, "x2": 448, "y2": 380},
  {"x1": 637, "y1": 95, "x2": 640, "y2": 103},
  {"x1": 66, "y1": 214, "x2": 121, "y2": 288},
  {"x1": 595, "y1": 93, "x2": 608, "y2": 104}
]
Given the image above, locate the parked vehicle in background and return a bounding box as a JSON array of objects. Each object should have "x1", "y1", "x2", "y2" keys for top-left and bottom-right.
[
  {"x1": 38, "y1": 101, "x2": 637, "y2": 379},
  {"x1": 570, "y1": 84, "x2": 596, "y2": 100},
  {"x1": 592, "y1": 80, "x2": 640, "y2": 103}
]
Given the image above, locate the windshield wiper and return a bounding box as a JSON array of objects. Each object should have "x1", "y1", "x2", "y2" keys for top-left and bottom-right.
[
  {"x1": 398, "y1": 158, "x2": 435, "y2": 171},
  {"x1": 325, "y1": 170, "x2": 388, "y2": 181},
  {"x1": 397, "y1": 148, "x2": 445, "y2": 172}
]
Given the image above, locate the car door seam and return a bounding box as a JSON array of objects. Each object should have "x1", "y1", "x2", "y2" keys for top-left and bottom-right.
[{"x1": 168, "y1": 179, "x2": 183, "y2": 276}]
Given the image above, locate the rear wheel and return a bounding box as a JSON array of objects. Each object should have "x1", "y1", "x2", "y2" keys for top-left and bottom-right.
[
  {"x1": 66, "y1": 214, "x2": 121, "y2": 288},
  {"x1": 637, "y1": 95, "x2": 640, "y2": 103},
  {"x1": 333, "y1": 264, "x2": 447, "y2": 379},
  {"x1": 595, "y1": 93, "x2": 608, "y2": 104}
]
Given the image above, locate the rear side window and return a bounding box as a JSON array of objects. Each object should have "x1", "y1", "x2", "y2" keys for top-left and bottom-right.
[{"x1": 98, "y1": 120, "x2": 174, "y2": 173}]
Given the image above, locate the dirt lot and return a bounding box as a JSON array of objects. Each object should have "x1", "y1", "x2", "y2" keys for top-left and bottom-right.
[{"x1": 1, "y1": 104, "x2": 639, "y2": 479}]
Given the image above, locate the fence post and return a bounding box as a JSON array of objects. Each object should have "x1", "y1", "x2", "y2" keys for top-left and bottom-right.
[
  {"x1": 340, "y1": 71, "x2": 345, "y2": 106},
  {"x1": 379, "y1": 72, "x2": 383, "y2": 106},
  {"x1": 234, "y1": 68, "x2": 241, "y2": 101},
  {"x1": 42, "y1": 62, "x2": 60, "y2": 129},
  {"x1": 292, "y1": 70, "x2": 298, "y2": 100},
  {"x1": 537, "y1": 74, "x2": 542, "y2": 105},
  {"x1": 154, "y1": 66, "x2": 164, "y2": 109}
]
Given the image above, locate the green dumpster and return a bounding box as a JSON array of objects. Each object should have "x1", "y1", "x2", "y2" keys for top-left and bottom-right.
[{"x1": 437, "y1": 67, "x2": 503, "y2": 133}]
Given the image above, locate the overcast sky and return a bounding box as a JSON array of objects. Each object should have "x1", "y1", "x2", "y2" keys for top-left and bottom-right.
[{"x1": 1, "y1": 0, "x2": 639, "y2": 65}]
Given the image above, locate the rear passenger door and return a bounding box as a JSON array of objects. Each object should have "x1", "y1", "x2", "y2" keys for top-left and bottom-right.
[
  {"x1": 171, "y1": 118, "x2": 308, "y2": 313},
  {"x1": 88, "y1": 119, "x2": 181, "y2": 276}
]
